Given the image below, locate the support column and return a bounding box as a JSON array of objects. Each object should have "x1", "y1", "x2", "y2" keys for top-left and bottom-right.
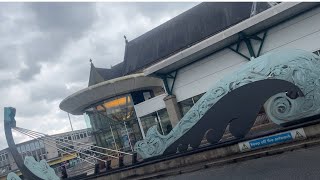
[{"x1": 163, "y1": 95, "x2": 182, "y2": 127}]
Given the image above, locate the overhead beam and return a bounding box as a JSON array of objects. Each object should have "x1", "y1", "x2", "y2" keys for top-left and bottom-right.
[
  {"x1": 157, "y1": 70, "x2": 179, "y2": 95},
  {"x1": 229, "y1": 30, "x2": 268, "y2": 60}
]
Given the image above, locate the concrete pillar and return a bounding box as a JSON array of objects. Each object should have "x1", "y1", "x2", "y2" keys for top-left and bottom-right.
[{"x1": 163, "y1": 95, "x2": 182, "y2": 127}]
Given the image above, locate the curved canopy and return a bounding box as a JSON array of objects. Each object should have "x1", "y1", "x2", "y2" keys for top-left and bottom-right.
[{"x1": 59, "y1": 73, "x2": 163, "y2": 115}]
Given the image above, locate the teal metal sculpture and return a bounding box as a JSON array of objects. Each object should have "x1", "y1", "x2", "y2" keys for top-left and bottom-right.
[
  {"x1": 24, "y1": 156, "x2": 60, "y2": 180},
  {"x1": 6, "y1": 156, "x2": 59, "y2": 180},
  {"x1": 7, "y1": 172, "x2": 22, "y2": 180},
  {"x1": 134, "y1": 49, "x2": 320, "y2": 159},
  {"x1": 4, "y1": 107, "x2": 60, "y2": 180}
]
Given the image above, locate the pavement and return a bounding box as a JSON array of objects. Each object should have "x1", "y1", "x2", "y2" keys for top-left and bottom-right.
[{"x1": 163, "y1": 145, "x2": 320, "y2": 180}]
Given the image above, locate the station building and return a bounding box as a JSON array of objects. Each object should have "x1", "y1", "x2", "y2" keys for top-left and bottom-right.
[{"x1": 60, "y1": 2, "x2": 320, "y2": 153}]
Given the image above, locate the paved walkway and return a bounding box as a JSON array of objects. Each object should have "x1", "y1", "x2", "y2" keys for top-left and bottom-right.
[{"x1": 164, "y1": 145, "x2": 320, "y2": 180}]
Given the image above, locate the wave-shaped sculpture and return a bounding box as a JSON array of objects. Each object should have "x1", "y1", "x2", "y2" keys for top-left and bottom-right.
[
  {"x1": 134, "y1": 49, "x2": 320, "y2": 159},
  {"x1": 24, "y1": 156, "x2": 60, "y2": 180},
  {"x1": 6, "y1": 156, "x2": 59, "y2": 180},
  {"x1": 7, "y1": 172, "x2": 22, "y2": 180}
]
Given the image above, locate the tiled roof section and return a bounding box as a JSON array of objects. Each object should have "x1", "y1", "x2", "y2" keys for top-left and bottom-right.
[
  {"x1": 122, "y1": 2, "x2": 271, "y2": 75},
  {"x1": 88, "y1": 62, "x2": 124, "y2": 86},
  {"x1": 88, "y1": 63, "x2": 105, "y2": 86}
]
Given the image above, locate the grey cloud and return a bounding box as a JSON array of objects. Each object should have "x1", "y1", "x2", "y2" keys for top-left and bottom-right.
[
  {"x1": 0, "y1": 45, "x2": 21, "y2": 70},
  {"x1": 18, "y1": 63, "x2": 41, "y2": 81},
  {"x1": 30, "y1": 83, "x2": 68, "y2": 102},
  {"x1": 27, "y1": 2, "x2": 97, "y2": 39},
  {"x1": 0, "y1": 2, "x2": 198, "y2": 150},
  {"x1": 15, "y1": 3, "x2": 98, "y2": 81}
]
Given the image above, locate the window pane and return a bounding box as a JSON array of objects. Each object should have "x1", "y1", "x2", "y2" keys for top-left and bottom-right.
[
  {"x1": 26, "y1": 144, "x2": 30, "y2": 151},
  {"x1": 140, "y1": 113, "x2": 159, "y2": 135},
  {"x1": 39, "y1": 141, "x2": 45, "y2": 148},
  {"x1": 158, "y1": 109, "x2": 172, "y2": 135},
  {"x1": 193, "y1": 93, "x2": 204, "y2": 103},
  {"x1": 179, "y1": 98, "x2": 194, "y2": 116},
  {"x1": 35, "y1": 141, "x2": 40, "y2": 149},
  {"x1": 30, "y1": 143, "x2": 35, "y2": 151},
  {"x1": 21, "y1": 145, "x2": 26, "y2": 153}
]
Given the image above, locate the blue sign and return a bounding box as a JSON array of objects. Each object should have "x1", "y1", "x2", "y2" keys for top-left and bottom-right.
[{"x1": 248, "y1": 132, "x2": 293, "y2": 149}]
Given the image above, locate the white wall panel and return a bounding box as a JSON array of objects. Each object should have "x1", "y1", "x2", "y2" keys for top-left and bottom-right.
[
  {"x1": 134, "y1": 93, "x2": 167, "y2": 117},
  {"x1": 173, "y1": 6, "x2": 320, "y2": 103},
  {"x1": 173, "y1": 49, "x2": 248, "y2": 102}
]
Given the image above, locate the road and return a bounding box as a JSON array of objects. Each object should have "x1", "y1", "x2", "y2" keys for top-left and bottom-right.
[{"x1": 164, "y1": 145, "x2": 320, "y2": 180}]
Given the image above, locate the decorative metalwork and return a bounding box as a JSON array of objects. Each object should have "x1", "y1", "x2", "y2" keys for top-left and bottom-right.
[
  {"x1": 134, "y1": 49, "x2": 320, "y2": 159},
  {"x1": 6, "y1": 172, "x2": 22, "y2": 180},
  {"x1": 4, "y1": 107, "x2": 60, "y2": 179},
  {"x1": 24, "y1": 156, "x2": 60, "y2": 180}
]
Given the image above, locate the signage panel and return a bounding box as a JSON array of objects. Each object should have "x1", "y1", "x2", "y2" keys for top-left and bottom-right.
[{"x1": 238, "y1": 128, "x2": 306, "y2": 152}]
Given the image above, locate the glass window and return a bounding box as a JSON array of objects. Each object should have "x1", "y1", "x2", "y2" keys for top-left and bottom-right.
[
  {"x1": 68, "y1": 136, "x2": 71, "y2": 140},
  {"x1": 85, "y1": 93, "x2": 143, "y2": 151},
  {"x1": 30, "y1": 142, "x2": 35, "y2": 151},
  {"x1": 17, "y1": 146, "x2": 21, "y2": 153},
  {"x1": 76, "y1": 135, "x2": 80, "y2": 139},
  {"x1": 157, "y1": 109, "x2": 172, "y2": 135},
  {"x1": 193, "y1": 93, "x2": 204, "y2": 104},
  {"x1": 39, "y1": 141, "x2": 45, "y2": 148},
  {"x1": 26, "y1": 144, "x2": 30, "y2": 151},
  {"x1": 140, "y1": 113, "x2": 160, "y2": 135},
  {"x1": 178, "y1": 93, "x2": 205, "y2": 116},
  {"x1": 143, "y1": 91, "x2": 152, "y2": 100},
  {"x1": 5, "y1": 154, "x2": 8, "y2": 160},
  {"x1": 41, "y1": 148, "x2": 46, "y2": 155},
  {"x1": 0, "y1": 155, "x2": 2, "y2": 161},
  {"x1": 35, "y1": 141, "x2": 40, "y2": 149},
  {"x1": 179, "y1": 98, "x2": 194, "y2": 116},
  {"x1": 80, "y1": 133, "x2": 84, "y2": 139},
  {"x1": 21, "y1": 145, "x2": 26, "y2": 153}
]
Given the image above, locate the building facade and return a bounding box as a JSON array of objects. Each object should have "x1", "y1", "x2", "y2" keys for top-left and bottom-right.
[{"x1": 60, "y1": 2, "x2": 320, "y2": 154}]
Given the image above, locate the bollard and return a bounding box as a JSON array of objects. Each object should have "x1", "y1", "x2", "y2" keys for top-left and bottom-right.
[
  {"x1": 106, "y1": 160, "x2": 112, "y2": 170},
  {"x1": 94, "y1": 163, "x2": 100, "y2": 174},
  {"x1": 118, "y1": 155, "x2": 124, "y2": 168},
  {"x1": 132, "y1": 152, "x2": 137, "y2": 164}
]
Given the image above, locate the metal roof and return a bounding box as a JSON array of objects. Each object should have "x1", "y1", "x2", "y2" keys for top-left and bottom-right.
[
  {"x1": 143, "y1": 2, "x2": 319, "y2": 75},
  {"x1": 123, "y1": 2, "x2": 271, "y2": 75}
]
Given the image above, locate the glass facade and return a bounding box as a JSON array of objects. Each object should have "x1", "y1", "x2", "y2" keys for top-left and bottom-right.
[
  {"x1": 178, "y1": 93, "x2": 205, "y2": 116},
  {"x1": 85, "y1": 91, "x2": 154, "y2": 152},
  {"x1": 140, "y1": 108, "x2": 172, "y2": 135}
]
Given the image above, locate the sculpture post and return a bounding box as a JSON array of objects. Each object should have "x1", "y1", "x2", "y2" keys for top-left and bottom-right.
[{"x1": 4, "y1": 107, "x2": 42, "y2": 180}]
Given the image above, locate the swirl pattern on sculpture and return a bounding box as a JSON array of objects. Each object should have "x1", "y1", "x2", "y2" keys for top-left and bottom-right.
[
  {"x1": 24, "y1": 156, "x2": 60, "y2": 180},
  {"x1": 134, "y1": 49, "x2": 320, "y2": 159},
  {"x1": 7, "y1": 172, "x2": 22, "y2": 180}
]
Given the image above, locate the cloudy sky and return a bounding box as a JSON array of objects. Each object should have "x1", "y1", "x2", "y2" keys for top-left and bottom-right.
[{"x1": 0, "y1": 2, "x2": 199, "y2": 150}]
